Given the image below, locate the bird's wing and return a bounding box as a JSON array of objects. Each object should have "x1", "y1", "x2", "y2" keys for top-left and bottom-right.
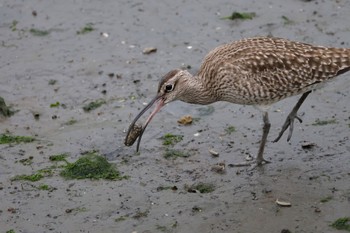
[{"x1": 198, "y1": 38, "x2": 350, "y2": 105}]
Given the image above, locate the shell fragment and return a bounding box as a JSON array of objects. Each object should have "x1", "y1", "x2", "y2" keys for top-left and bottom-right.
[{"x1": 276, "y1": 199, "x2": 292, "y2": 207}]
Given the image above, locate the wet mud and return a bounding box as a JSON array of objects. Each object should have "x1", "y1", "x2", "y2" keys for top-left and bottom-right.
[{"x1": 0, "y1": 0, "x2": 349, "y2": 232}]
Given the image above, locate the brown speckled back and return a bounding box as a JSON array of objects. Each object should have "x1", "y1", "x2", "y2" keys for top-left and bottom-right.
[{"x1": 197, "y1": 37, "x2": 350, "y2": 105}]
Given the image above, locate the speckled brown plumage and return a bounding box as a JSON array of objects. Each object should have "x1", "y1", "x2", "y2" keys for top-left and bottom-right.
[
  {"x1": 125, "y1": 36, "x2": 350, "y2": 165},
  {"x1": 196, "y1": 37, "x2": 350, "y2": 105}
]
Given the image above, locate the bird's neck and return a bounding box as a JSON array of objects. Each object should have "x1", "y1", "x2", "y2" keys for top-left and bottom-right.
[{"x1": 179, "y1": 75, "x2": 217, "y2": 105}]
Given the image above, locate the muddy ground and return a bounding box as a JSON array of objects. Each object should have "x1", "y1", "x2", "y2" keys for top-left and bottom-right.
[{"x1": 1, "y1": 0, "x2": 350, "y2": 232}]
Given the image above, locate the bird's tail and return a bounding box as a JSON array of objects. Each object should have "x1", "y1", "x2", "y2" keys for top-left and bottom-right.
[{"x1": 328, "y1": 48, "x2": 350, "y2": 76}]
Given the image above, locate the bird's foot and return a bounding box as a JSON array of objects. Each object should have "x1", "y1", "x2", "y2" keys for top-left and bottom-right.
[
  {"x1": 249, "y1": 158, "x2": 271, "y2": 170},
  {"x1": 257, "y1": 158, "x2": 271, "y2": 165},
  {"x1": 273, "y1": 112, "x2": 302, "y2": 143},
  {"x1": 228, "y1": 157, "x2": 271, "y2": 169}
]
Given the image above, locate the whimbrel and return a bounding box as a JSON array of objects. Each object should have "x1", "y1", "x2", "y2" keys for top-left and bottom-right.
[{"x1": 125, "y1": 37, "x2": 350, "y2": 165}]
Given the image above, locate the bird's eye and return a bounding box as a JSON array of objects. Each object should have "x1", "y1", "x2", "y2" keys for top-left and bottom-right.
[{"x1": 165, "y1": 84, "x2": 174, "y2": 92}]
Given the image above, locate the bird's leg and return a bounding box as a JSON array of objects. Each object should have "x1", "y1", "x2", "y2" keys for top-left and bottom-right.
[
  {"x1": 256, "y1": 111, "x2": 271, "y2": 165},
  {"x1": 273, "y1": 91, "x2": 311, "y2": 143},
  {"x1": 228, "y1": 112, "x2": 271, "y2": 168}
]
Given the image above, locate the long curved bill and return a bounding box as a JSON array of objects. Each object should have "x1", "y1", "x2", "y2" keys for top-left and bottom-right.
[{"x1": 124, "y1": 95, "x2": 165, "y2": 152}]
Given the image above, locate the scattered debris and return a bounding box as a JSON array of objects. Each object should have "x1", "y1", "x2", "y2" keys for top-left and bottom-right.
[
  {"x1": 192, "y1": 205, "x2": 202, "y2": 213},
  {"x1": 124, "y1": 123, "x2": 142, "y2": 146},
  {"x1": 320, "y1": 196, "x2": 332, "y2": 203},
  {"x1": 164, "y1": 149, "x2": 190, "y2": 160},
  {"x1": 156, "y1": 225, "x2": 168, "y2": 232},
  {"x1": 155, "y1": 221, "x2": 178, "y2": 231},
  {"x1": 225, "y1": 125, "x2": 236, "y2": 135},
  {"x1": 49, "y1": 153, "x2": 69, "y2": 163},
  {"x1": 11, "y1": 171, "x2": 46, "y2": 182},
  {"x1": 209, "y1": 149, "x2": 219, "y2": 157},
  {"x1": 50, "y1": 102, "x2": 60, "y2": 108},
  {"x1": 77, "y1": 23, "x2": 94, "y2": 35},
  {"x1": 142, "y1": 47, "x2": 157, "y2": 54},
  {"x1": 330, "y1": 217, "x2": 350, "y2": 231},
  {"x1": 33, "y1": 112, "x2": 40, "y2": 120},
  {"x1": 37, "y1": 184, "x2": 56, "y2": 192},
  {"x1": 48, "y1": 79, "x2": 57, "y2": 85},
  {"x1": 9, "y1": 20, "x2": 18, "y2": 31},
  {"x1": 7, "y1": 208, "x2": 17, "y2": 213},
  {"x1": 171, "y1": 221, "x2": 178, "y2": 229},
  {"x1": 38, "y1": 184, "x2": 49, "y2": 190},
  {"x1": 65, "y1": 207, "x2": 87, "y2": 214},
  {"x1": 261, "y1": 188, "x2": 272, "y2": 194},
  {"x1": 82, "y1": 99, "x2": 106, "y2": 112},
  {"x1": 281, "y1": 229, "x2": 292, "y2": 233},
  {"x1": 115, "y1": 215, "x2": 128, "y2": 222},
  {"x1": 161, "y1": 133, "x2": 184, "y2": 146},
  {"x1": 63, "y1": 118, "x2": 77, "y2": 126},
  {"x1": 129, "y1": 95, "x2": 137, "y2": 100},
  {"x1": 181, "y1": 63, "x2": 192, "y2": 69},
  {"x1": 177, "y1": 115, "x2": 193, "y2": 125},
  {"x1": 276, "y1": 199, "x2": 292, "y2": 207},
  {"x1": 156, "y1": 185, "x2": 178, "y2": 191},
  {"x1": 221, "y1": 11, "x2": 256, "y2": 20},
  {"x1": 19, "y1": 156, "x2": 34, "y2": 166},
  {"x1": 312, "y1": 119, "x2": 337, "y2": 126},
  {"x1": 301, "y1": 142, "x2": 316, "y2": 149},
  {"x1": 0, "y1": 134, "x2": 35, "y2": 144},
  {"x1": 100, "y1": 32, "x2": 109, "y2": 38},
  {"x1": 186, "y1": 182, "x2": 215, "y2": 193},
  {"x1": 132, "y1": 210, "x2": 149, "y2": 219},
  {"x1": 245, "y1": 154, "x2": 253, "y2": 161},
  {"x1": 211, "y1": 162, "x2": 226, "y2": 174},
  {"x1": 30, "y1": 28, "x2": 50, "y2": 36},
  {"x1": 281, "y1": 16, "x2": 294, "y2": 25},
  {"x1": 0, "y1": 97, "x2": 15, "y2": 117}
]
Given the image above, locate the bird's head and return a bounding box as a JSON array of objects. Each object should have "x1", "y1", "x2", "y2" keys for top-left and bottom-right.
[
  {"x1": 157, "y1": 69, "x2": 192, "y2": 103},
  {"x1": 124, "y1": 69, "x2": 191, "y2": 151}
]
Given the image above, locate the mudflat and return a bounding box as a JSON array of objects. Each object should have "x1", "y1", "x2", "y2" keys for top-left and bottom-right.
[{"x1": 0, "y1": 0, "x2": 349, "y2": 232}]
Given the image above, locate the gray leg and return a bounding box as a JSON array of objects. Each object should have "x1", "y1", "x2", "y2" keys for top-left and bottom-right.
[
  {"x1": 256, "y1": 111, "x2": 271, "y2": 165},
  {"x1": 273, "y1": 91, "x2": 311, "y2": 143}
]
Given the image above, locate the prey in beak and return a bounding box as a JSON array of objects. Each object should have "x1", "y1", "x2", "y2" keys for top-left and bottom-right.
[
  {"x1": 124, "y1": 69, "x2": 184, "y2": 151},
  {"x1": 124, "y1": 95, "x2": 165, "y2": 151}
]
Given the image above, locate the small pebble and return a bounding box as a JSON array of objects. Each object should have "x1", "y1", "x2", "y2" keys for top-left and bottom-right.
[
  {"x1": 245, "y1": 154, "x2": 253, "y2": 161},
  {"x1": 100, "y1": 32, "x2": 109, "y2": 38},
  {"x1": 301, "y1": 142, "x2": 316, "y2": 149},
  {"x1": 178, "y1": 115, "x2": 193, "y2": 125},
  {"x1": 209, "y1": 149, "x2": 219, "y2": 157},
  {"x1": 142, "y1": 47, "x2": 157, "y2": 54},
  {"x1": 211, "y1": 162, "x2": 226, "y2": 174}
]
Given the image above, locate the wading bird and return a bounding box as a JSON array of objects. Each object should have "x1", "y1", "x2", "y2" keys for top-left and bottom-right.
[{"x1": 125, "y1": 36, "x2": 350, "y2": 165}]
